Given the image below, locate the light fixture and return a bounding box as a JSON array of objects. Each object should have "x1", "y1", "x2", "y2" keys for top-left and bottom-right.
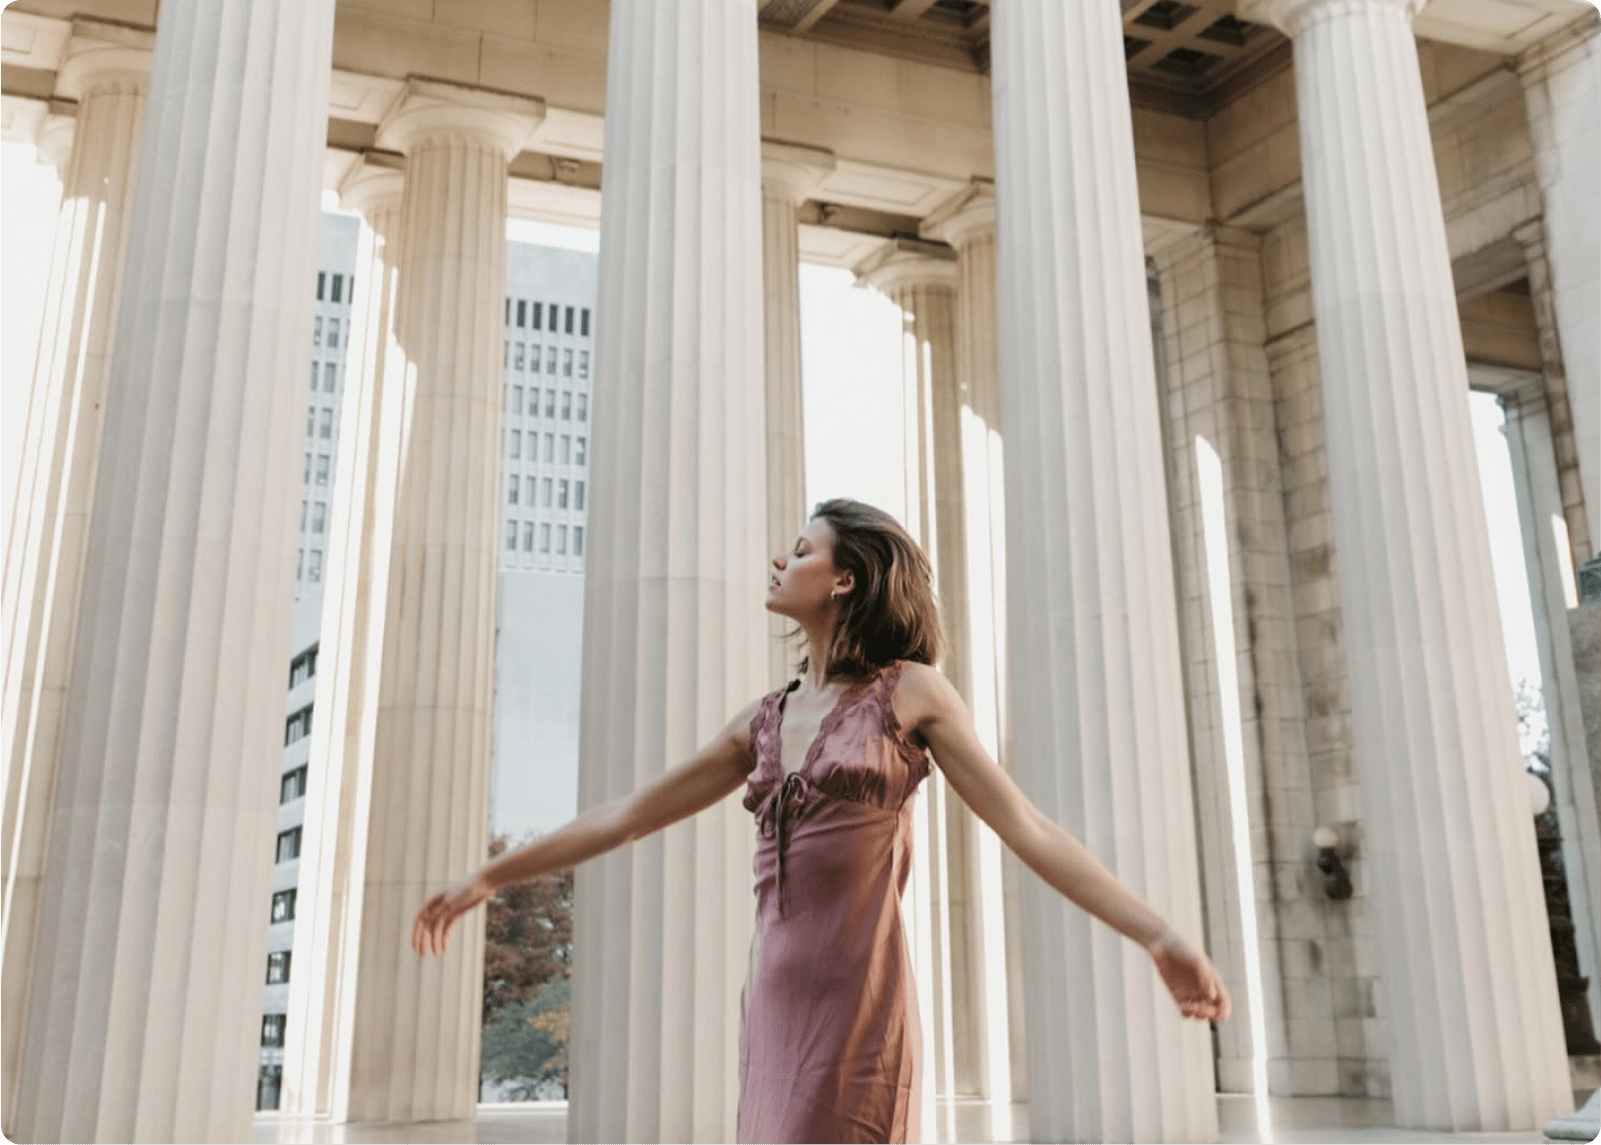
[{"x1": 1313, "y1": 824, "x2": 1352, "y2": 901}]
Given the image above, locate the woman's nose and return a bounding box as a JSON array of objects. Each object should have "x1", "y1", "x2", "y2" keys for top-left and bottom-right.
[{"x1": 772, "y1": 554, "x2": 786, "y2": 570}]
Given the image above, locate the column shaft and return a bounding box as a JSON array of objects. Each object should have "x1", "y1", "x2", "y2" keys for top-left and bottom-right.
[
  {"x1": 1, "y1": 28, "x2": 149, "y2": 1135},
  {"x1": 342, "y1": 87, "x2": 538, "y2": 1124},
  {"x1": 991, "y1": 2, "x2": 1217, "y2": 1140},
  {"x1": 762, "y1": 185, "x2": 806, "y2": 687},
  {"x1": 10, "y1": 0, "x2": 335, "y2": 1139},
  {"x1": 568, "y1": 1, "x2": 766, "y2": 1140},
  {"x1": 1249, "y1": 0, "x2": 1570, "y2": 1128},
  {"x1": 280, "y1": 167, "x2": 407, "y2": 1121}
]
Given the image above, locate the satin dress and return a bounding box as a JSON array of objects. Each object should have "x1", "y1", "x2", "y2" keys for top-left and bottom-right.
[{"x1": 736, "y1": 660, "x2": 932, "y2": 1144}]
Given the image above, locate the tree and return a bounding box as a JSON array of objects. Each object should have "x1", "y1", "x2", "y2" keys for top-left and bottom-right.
[
  {"x1": 1514, "y1": 671, "x2": 1550, "y2": 773},
  {"x1": 481, "y1": 833, "x2": 573, "y2": 1026}
]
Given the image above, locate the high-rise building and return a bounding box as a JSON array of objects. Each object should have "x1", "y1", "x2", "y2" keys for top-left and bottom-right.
[{"x1": 255, "y1": 221, "x2": 596, "y2": 1108}]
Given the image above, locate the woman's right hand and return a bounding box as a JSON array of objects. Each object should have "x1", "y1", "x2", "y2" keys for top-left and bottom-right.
[{"x1": 411, "y1": 872, "x2": 493, "y2": 957}]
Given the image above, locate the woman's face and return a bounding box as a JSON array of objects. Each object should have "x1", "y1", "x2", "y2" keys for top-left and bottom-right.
[{"x1": 767, "y1": 517, "x2": 850, "y2": 619}]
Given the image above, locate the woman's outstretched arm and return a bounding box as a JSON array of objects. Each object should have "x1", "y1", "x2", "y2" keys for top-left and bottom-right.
[
  {"x1": 411, "y1": 697, "x2": 762, "y2": 957},
  {"x1": 895, "y1": 662, "x2": 1231, "y2": 1023}
]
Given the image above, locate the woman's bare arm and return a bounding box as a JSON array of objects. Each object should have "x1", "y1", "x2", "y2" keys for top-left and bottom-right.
[
  {"x1": 895, "y1": 662, "x2": 1230, "y2": 1022},
  {"x1": 412, "y1": 698, "x2": 761, "y2": 956}
]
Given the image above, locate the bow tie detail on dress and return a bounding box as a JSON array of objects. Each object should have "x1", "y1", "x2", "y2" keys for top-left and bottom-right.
[{"x1": 755, "y1": 771, "x2": 813, "y2": 919}]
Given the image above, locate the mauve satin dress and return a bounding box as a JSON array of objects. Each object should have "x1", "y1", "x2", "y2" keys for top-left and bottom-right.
[{"x1": 737, "y1": 660, "x2": 931, "y2": 1144}]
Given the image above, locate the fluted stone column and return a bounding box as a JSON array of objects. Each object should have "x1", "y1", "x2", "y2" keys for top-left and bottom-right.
[
  {"x1": 990, "y1": 3, "x2": 1217, "y2": 1141},
  {"x1": 1519, "y1": 13, "x2": 1600, "y2": 557},
  {"x1": 922, "y1": 181, "x2": 1022, "y2": 1122},
  {"x1": 0, "y1": 25, "x2": 151, "y2": 1134},
  {"x1": 280, "y1": 164, "x2": 407, "y2": 1122},
  {"x1": 568, "y1": 1, "x2": 766, "y2": 1140},
  {"x1": 858, "y1": 239, "x2": 961, "y2": 1133},
  {"x1": 8, "y1": 0, "x2": 334, "y2": 1140},
  {"x1": 761, "y1": 141, "x2": 833, "y2": 687},
  {"x1": 337, "y1": 83, "x2": 539, "y2": 1125},
  {"x1": 1243, "y1": 0, "x2": 1570, "y2": 1129}
]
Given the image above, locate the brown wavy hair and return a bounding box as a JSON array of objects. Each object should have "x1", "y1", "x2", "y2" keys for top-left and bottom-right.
[{"x1": 794, "y1": 498, "x2": 941, "y2": 680}]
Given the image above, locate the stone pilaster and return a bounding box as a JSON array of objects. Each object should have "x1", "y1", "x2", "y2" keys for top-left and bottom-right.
[
  {"x1": 0, "y1": 22, "x2": 150, "y2": 1137},
  {"x1": 335, "y1": 83, "x2": 540, "y2": 1125},
  {"x1": 1244, "y1": 0, "x2": 1571, "y2": 1128},
  {"x1": 8, "y1": 0, "x2": 335, "y2": 1139},
  {"x1": 1518, "y1": 13, "x2": 1600, "y2": 557},
  {"x1": 761, "y1": 140, "x2": 833, "y2": 687},
  {"x1": 567, "y1": 1, "x2": 766, "y2": 1140},
  {"x1": 279, "y1": 163, "x2": 406, "y2": 1122},
  {"x1": 990, "y1": 3, "x2": 1217, "y2": 1140},
  {"x1": 922, "y1": 181, "x2": 1021, "y2": 1119}
]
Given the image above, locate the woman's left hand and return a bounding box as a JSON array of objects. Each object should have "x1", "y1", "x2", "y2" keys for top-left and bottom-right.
[{"x1": 1147, "y1": 929, "x2": 1232, "y2": 1023}]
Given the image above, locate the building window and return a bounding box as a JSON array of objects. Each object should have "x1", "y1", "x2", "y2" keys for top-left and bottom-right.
[
  {"x1": 306, "y1": 406, "x2": 315, "y2": 437},
  {"x1": 546, "y1": 346, "x2": 557, "y2": 373},
  {"x1": 557, "y1": 479, "x2": 569, "y2": 509},
  {"x1": 522, "y1": 522, "x2": 534, "y2": 552},
  {"x1": 576, "y1": 436, "x2": 586, "y2": 465},
  {"x1": 517, "y1": 299, "x2": 527, "y2": 328},
  {"x1": 308, "y1": 550, "x2": 322, "y2": 583},
  {"x1": 316, "y1": 454, "x2": 330, "y2": 486},
  {"x1": 266, "y1": 950, "x2": 291, "y2": 985},
  {"x1": 300, "y1": 501, "x2": 308, "y2": 531},
  {"x1": 330, "y1": 274, "x2": 344, "y2": 304},
  {"x1": 503, "y1": 339, "x2": 509, "y2": 367},
  {"x1": 284, "y1": 704, "x2": 313, "y2": 746},
  {"x1": 317, "y1": 272, "x2": 327, "y2": 302},
  {"x1": 578, "y1": 351, "x2": 589, "y2": 380},
  {"x1": 545, "y1": 388, "x2": 556, "y2": 418},
  {"x1": 574, "y1": 526, "x2": 584, "y2": 556},
  {"x1": 562, "y1": 349, "x2": 573, "y2": 377},
  {"x1": 510, "y1": 430, "x2": 521, "y2": 460},
  {"x1": 511, "y1": 384, "x2": 523, "y2": 415},
  {"x1": 303, "y1": 452, "x2": 312, "y2": 483},
  {"x1": 319, "y1": 408, "x2": 333, "y2": 439},
  {"x1": 309, "y1": 361, "x2": 318, "y2": 393},
  {"x1": 514, "y1": 343, "x2": 526, "y2": 371},
  {"x1": 540, "y1": 523, "x2": 551, "y2": 553},
  {"x1": 530, "y1": 343, "x2": 542, "y2": 375},
  {"x1": 288, "y1": 647, "x2": 318, "y2": 688},
  {"x1": 543, "y1": 433, "x2": 554, "y2": 463},
  {"x1": 524, "y1": 476, "x2": 534, "y2": 504},
  {"x1": 262, "y1": 1014, "x2": 286, "y2": 1048},
  {"x1": 577, "y1": 395, "x2": 588, "y2": 423},
  {"x1": 297, "y1": 549, "x2": 303, "y2": 580},
  {"x1": 564, "y1": 306, "x2": 575, "y2": 334},
  {"x1": 575, "y1": 480, "x2": 585, "y2": 511},
  {"x1": 508, "y1": 475, "x2": 519, "y2": 505},
  {"x1": 327, "y1": 317, "x2": 340, "y2": 349},
  {"x1": 542, "y1": 477, "x2": 553, "y2": 508},
  {"x1": 505, "y1": 297, "x2": 512, "y2": 325},
  {"x1": 311, "y1": 502, "x2": 326, "y2": 534},
  {"x1": 505, "y1": 520, "x2": 517, "y2": 550},
  {"x1": 257, "y1": 1064, "x2": 283, "y2": 1112},
  {"x1": 532, "y1": 301, "x2": 543, "y2": 331},
  {"x1": 313, "y1": 316, "x2": 322, "y2": 346},
  {"x1": 561, "y1": 391, "x2": 572, "y2": 420},
  {"x1": 270, "y1": 890, "x2": 296, "y2": 924},
  {"x1": 280, "y1": 765, "x2": 308, "y2": 804},
  {"x1": 275, "y1": 827, "x2": 302, "y2": 864},
  {"x1": 580, "y1": 308, "x2": 591, "y2": 336},
  {"x1": 557, "y1": 524, "x2": 568, "y2": 554},
  {"x1": 324, "y1": 362, "x2": 337, "y2": 392},
  {"x1": 560, "y1": 436, "x2": 571, "y2": 465}
]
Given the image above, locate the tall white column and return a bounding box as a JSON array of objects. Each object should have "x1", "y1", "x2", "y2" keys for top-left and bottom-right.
[
  {"x1": 990, "y1": 3, "x2": 1217, "y2": 1141},
  {"x1": 567, "y1": 1, "x2": 767, "y2": 1140},
  {"x1": 280, "y1": 163, "x2": 407, "y2": 1122},
  {"x1": 1244, "y1": 0, "x2": 1570, "y2": 1129},
  {"x1": 923, "y1": 182, "x2": 1022, "y2": 1127},
  {"x1": 1519, "y1": 13, "x2": 1600, "y2": 557},
  {"x1": 858, "y1": 239, "x2": 962, "y2": 1137},
  {"x1": 1, "y1": 24, "x2": 150, "y2": 1136},
  {"x1": 8, "y1": 0, "x2": 334, "y2": 1140},
  {"x1": 338, "y1": 83, "x2": 539, "y2": 1125},
  {"x1": 761, "y1": 141, "x2": 833, "y2": 687}
]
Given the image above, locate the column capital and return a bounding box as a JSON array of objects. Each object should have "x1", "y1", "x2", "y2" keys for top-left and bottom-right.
[
  {"x1": 920, "y1": 178, "x2": 995, "y2": 249},
  {"x1": 376, "y1": 77, "x2": 544, "y2": 159},
  {"x1": 855, "y1": 237, "x2": 957, "y2": 294},
  {"x1": 1239, "y1": 0, "x2": 1422, "y2": 37},
  {"x1": 762, "y1": 139, "x2": 835, "y2": 204},
  {"x1": 339, "y1": 159, "x2": 405, "y2": 221},
  {"x1": 34, "y1": 113, "x2": 75, "y2": 171},
  {"x1": 58, "y1": 17, "x2": 154, "y2": 100}
]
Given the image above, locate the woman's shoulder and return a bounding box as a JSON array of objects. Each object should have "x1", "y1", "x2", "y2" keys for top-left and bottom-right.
[{"x1": 885, "y1": 660, "x2": 960, "y2": 734}]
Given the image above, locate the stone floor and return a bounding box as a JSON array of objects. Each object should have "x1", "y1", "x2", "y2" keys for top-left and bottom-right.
[{"x1": 252, "y1": 1093, "x2": 1572, "y2": 1144}]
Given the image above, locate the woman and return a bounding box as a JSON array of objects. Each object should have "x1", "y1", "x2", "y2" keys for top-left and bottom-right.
[{"x1": 413, "y1": 498, "x2": 1231, "y2": 1144}]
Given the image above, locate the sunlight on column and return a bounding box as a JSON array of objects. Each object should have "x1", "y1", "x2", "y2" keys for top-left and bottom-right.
[
  {"x1": 1552, "y1": 515, "x2": 1578, "y2": 610},
  {"x1": 932, "y1": 773, "x2": 957, "y2": 1145},
  {"x1": 1195, "y1": 436, "x2": 1272, "y2": 1140}
]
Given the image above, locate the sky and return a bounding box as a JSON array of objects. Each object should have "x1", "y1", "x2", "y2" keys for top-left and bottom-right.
[{"x1": 2, "y1": 141, "x2": 1543, "y2": 712}]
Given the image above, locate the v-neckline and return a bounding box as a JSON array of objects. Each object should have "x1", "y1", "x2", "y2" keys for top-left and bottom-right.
[{"x1": 773, "y1": 673, "x2": 866, "y2": 782}]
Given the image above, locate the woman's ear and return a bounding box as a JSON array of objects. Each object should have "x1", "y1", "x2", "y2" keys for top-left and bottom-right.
[{"x1": 836, "y1": 573, "x2": 855, "y2": 597}]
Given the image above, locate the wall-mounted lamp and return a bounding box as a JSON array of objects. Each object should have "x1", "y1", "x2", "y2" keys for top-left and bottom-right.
[{"x1": 1313, "y1": 824, "x2": 1352, "y2": 901}]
